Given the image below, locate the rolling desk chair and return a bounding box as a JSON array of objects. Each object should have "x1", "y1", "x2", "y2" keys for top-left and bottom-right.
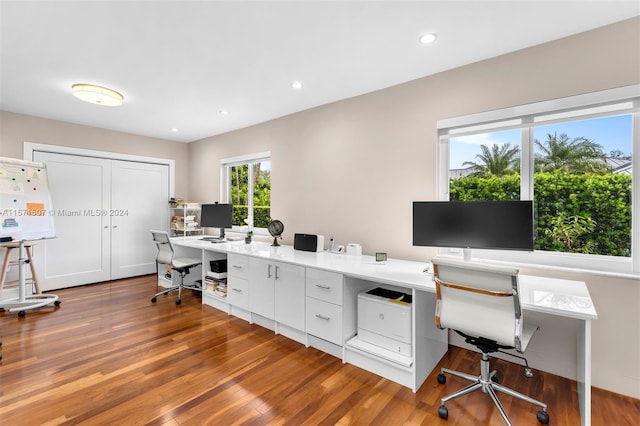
[
  {"x1": 431, "y1": 256, "x2": 549, "y2": 426},
  {"x1": 150, "y1": 230, "x2": 202, "y2": 305}
]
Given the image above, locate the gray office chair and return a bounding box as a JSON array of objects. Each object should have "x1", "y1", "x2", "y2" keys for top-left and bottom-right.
[
  {"x1": 150, "y1": 230, "x2": 202, "y2": 305},
  {"x1": 431, "y1": 256, "x2": 549, "y2": 426}
]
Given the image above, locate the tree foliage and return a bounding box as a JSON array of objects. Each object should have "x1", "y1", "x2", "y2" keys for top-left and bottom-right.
[
  {"x1": 229, "y1": 162, "x2": 271, "y2": 227},
  {"x1": 534, "y1": 132, "x2": 608, "y2": 173},
  {"x1": 450, "y1": 171, "x2": 631, "y2": 256},
  {"x1": 462, "y1": 143, "x2": 520, "y2": 177}
]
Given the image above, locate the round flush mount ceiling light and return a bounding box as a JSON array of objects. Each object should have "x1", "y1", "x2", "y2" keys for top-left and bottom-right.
[
  {"x1": 291, "y1": 81, "x2": 303, "y2": 90},
  {"x1": 418, "y1": 33, "x2": 438, "y2": 44},
  {"x1": 72, "y1": 83, "x2": 124, "y2": 106},
  {"x1": 219, "y1": 109, "x2": 230, "y2": 116}
]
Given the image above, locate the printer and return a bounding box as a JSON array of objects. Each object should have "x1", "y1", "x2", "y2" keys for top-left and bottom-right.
[{"x1": 357, "y1": 287, "x2": 412, "y2": 356}]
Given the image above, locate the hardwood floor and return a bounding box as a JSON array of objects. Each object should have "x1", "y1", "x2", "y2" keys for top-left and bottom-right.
[{"x1": 1, "y1": 275, "x2": 638, "y2": 425}]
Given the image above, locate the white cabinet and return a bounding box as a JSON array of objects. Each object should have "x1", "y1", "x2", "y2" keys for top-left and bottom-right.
[
  {"x1": 227, "y1": 254, "x2": 250, "y2": 311},
  {"x1": 274, "y1": 262, "x2": 306, "y2": 331},
  {"x1": 305, "y1": 268, "x2": 345, "y2": 348},
  {"x1": 250, "y1": 258, "x2": 305, "y2": 325},
  {"x1": 249, "y1": 257, "x2": 275, "y2": 319},
  {"x1": 180, "y1": 242, "x2": 449, "y2": 393}
]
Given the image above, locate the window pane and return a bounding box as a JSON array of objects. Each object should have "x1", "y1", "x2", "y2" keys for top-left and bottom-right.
[
  {"x1": 449, "y1": 129, "x2": 521, "y2": 201},
  {"x1": 253, "y1": 160, "x2": 271, "y2": 228},
  {"x1": 229, "y1": 164, "x2": 249, "y2": 227},
  {"x1": 533, "y1": 114, "x2": 632, "y2": 256},
  {"x1": 227, "y1": 159, "x2": 271, "y2": 230}
]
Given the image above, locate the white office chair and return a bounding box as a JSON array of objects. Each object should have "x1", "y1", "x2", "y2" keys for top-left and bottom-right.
[
  {"x1": 431, "y1": 256, "x2": 549, "y2": 426},
  {"x1": 150, "y1": 230, "x2": 202, "y2": 305}
]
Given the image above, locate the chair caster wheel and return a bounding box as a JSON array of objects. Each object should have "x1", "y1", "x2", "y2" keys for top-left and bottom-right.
[
  {"x1": 491, "y1": 375, "x2": 499, "y2": 384},
  {"x1": 537, "y1": 410, "x2": 549, "y2": 424},
  {"x1": 175, "y1": 299, "x2": 181, "y2": 305},
  {"x1": 437, "y1": 373, "x2": 447, "y2": 384},
  {"x1": 18, "y1": 310, "x2": 26, "y2": 317},
  {"x1": 151, "y1": 297, "x2": 157, "y2": 303},
  {"x1": 438, "y1": 405, "x2": 448, "y2": 419},
  {"x1": 54, "y1": 300, "x2": 62, "y2": 307}
]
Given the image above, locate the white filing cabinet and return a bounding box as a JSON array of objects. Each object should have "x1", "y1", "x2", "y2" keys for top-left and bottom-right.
[
  {"x1": 305, "y1": 268, "x2": 344, "y2": 346},
  {"x1": 227, "y1": 254, "x2": 250, "y2": 311}
]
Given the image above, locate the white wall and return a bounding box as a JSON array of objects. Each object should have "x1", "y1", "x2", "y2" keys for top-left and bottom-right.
[{"x1": 188, "y1": 17, "x2": 640, "y2": 398}]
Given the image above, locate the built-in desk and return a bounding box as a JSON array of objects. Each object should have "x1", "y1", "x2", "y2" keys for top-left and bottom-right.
[{"x1": 170, "y1": 237, "x2": 597, "y2": 426}]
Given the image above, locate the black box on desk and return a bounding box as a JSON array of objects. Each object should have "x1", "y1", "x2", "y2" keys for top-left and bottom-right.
[
  {"x1": 293, "y1": 233, "x2": 324, "y2": 252},
  {"x1": 209, "y1": 259, "x2": 227, "y2": 273}
]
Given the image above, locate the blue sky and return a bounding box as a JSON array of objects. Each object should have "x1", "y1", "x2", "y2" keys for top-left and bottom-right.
[{"x1": 450, "y1": 114, "x2": 633, "y2": 169}]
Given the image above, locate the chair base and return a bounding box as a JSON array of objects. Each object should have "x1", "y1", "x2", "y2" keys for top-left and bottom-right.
[
  {"x1": 437, "y1": 352, "x2": 549, "y2": 426},
  {"x1": 152, "y1": 270, "x2": 201, "y2": 305}
]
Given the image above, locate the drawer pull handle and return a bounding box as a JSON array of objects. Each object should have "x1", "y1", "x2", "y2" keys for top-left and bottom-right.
[
  {"x1": 315, "y1": 314, "x2": 330, "y2": 321},
  {"x1": 232, "y1": 265, "x2": 243, "y2": 269},
  {"x1": 315, "y1": 284, "x2": 331, "y2": 290},
  {"x1": 232, "y1": 288, "x2": 242, "y2": 293}
]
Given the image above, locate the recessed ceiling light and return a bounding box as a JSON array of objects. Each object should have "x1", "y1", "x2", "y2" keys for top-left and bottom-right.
[
  {"x1": 418, "y1": 33, "x2": 438, "y2": 44},
  {"x1": 170, "y1": 127, "x2": 179, "y2": 133},
  {"x1": 291, "y1": 81, "x2": 303, "y2": 90},
  {"x1": 72, "y1": 83, "x2": 124, "y2": 106},
  {"x1": 219, "y1": 110, "x2": 230, "y2": 116}
]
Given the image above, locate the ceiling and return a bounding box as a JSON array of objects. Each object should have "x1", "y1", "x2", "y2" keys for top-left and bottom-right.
[{"x1": 1, "y1": 1, "x2": 639, "y2": 143}]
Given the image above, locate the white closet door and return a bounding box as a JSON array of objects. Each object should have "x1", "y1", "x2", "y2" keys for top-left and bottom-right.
[
  {"x1": 110, "y1": 160, "x2": 168, "y2": 279},
  {"x1": 33, "y1": 151, "x2": 111, "y2": 290}
]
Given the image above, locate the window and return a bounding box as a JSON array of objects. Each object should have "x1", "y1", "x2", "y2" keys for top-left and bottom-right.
[
  {"x1": 221, "y1": 152, "x2": 271, "y2": 233},
  {"x1": 438, "y1": 86, "x2": 639, "y2": 274}
]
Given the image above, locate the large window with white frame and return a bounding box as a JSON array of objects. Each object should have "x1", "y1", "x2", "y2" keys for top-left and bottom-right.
[
  {"x1": 221, "y1": 152, "x2": 271, "y2": 233},
  {"x1": 438, "y1": 86, "x2": 639, "y2": 275}
]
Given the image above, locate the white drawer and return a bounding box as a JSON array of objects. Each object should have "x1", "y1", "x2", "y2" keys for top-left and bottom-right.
[
  {"x1": 306, "y1": 297, "x2": 343, "y2": 346},
  {"x1": 227, "y1": 276, "x2": 249, "y2": 310},
  {"x1": 228, "y1": 254, "x2": 249, "y2": 279},
  {"x1": 306, "y1": 268, "x2": 343, "y2": 305}
]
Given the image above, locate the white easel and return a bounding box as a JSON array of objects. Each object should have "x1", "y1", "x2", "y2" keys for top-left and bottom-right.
[
  {"x1": 0, "y1": 157, "x2": 60, "y2": 316},
  {"x1": 0, "y1": 240, "x2": 60, "y2": 316}
]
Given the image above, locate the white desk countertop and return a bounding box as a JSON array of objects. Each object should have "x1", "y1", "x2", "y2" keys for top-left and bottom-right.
[{"x1": 172, "y1": 237, "x2": 597, "y2": 321}]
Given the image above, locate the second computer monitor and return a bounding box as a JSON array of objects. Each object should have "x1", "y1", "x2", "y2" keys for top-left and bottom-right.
[{"x1": 200, "y1": 203, "x2": 233, "y2": 239}]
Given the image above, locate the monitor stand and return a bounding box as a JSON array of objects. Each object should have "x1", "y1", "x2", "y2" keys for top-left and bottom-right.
[
  {"x1": 463, "y1": 248, "x2": 472, "y2": 262},
  {"x1": 200, "y1": 228, "x2": 227, "y2": 243}
]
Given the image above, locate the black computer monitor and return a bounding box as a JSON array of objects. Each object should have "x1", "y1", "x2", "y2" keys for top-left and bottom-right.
[
  {"x1": 412, "y1": 200, "x2": 534, "y2": 260},
  {"x1": 200, "y1": 203, "x2": 233, "y2": 240}
]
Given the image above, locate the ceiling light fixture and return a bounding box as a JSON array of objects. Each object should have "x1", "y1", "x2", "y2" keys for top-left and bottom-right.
[
  {"x1": 291, "y1": 81, "x2": 303, "y2": 90},
  {"x1": 72, "y1": 83, "x2": 124, "y2": 106},
  {"x1": 170, "y1": 127, "x2": 179, "y2": 133},
  {"x1": 419, "y1": 33, "x2": 438, "y2": 44},
  {"x1": 219, "y1": 110, "x2": 230, "y2": 116}
]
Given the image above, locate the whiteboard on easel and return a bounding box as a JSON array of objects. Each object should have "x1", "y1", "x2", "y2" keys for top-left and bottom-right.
[{"x1": 0, "y1": 157, "x2": 56, "y2": 241}]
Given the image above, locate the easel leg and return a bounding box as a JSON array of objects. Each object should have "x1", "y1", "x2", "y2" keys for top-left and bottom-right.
[
  {"x1": 25, "y1": 246, "x2": 41, "y2": 295},
  {"x1": 0, "y1": 247, "x2": 13, "y2": 299}
]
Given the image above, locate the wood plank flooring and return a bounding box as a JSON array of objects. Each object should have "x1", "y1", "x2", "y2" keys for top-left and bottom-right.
[{"x1": 1, "y1": 275, "x2": 638, "y2": 425}]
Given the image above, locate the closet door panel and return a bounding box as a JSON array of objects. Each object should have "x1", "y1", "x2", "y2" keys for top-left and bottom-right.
[
  {"x1": 33, "y1": 151, "x2": 111, "y2": 290},
  {"x1": 110, "y1": 160, "x2": 169, "y2": 279}
]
